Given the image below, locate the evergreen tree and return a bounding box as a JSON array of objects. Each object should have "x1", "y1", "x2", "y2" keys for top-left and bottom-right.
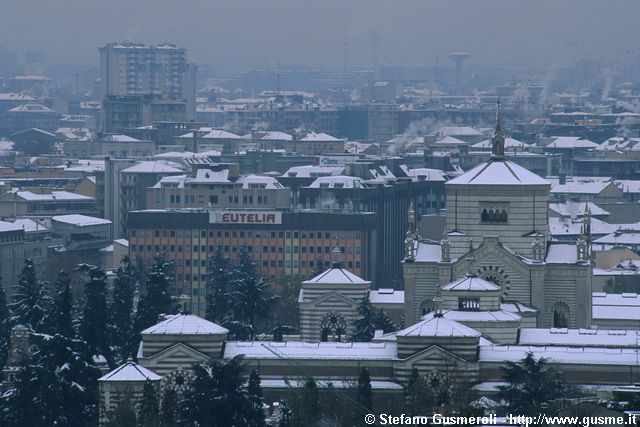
[
  {"x1": 498, "y1": 352, "x2": 569, "y2": 415},
  {"x1": 296, "y1": 377, "x2": 320, "y2": 427},
  {"x1": 205, "y1": 246, "x2": 231, "y2": 323},
  {"x1": 247, "y1": 369, "x2": 267, "y2": 427},
  {"x1": 133, "y1": 255, "x2": 176, "y2": 341},
  {"x1": 179, "y1": 355, "x2": 263, "y2": 427},
  {"x1": 356, "y1": 368, "x2": 373, "y2": 412},
  {"x1": 373, "y1": 309, "x2": 395, "y2": 334},
  {"x1": 161, "y1": 387, "x2": 179, "y2": 427},
  {"x1": 48, "y1": 271, "x2": 73, "y2": 337},
  {"x1": 139, "y1": 379, "x2": 160, "y2": 427},
  {"x1": 352, "y1": 294, "x2": 395, "y2": 341},
  {"x1": 230, "y1": 249, "x2": 277, "y2": 338},
  {"x1": 9, "y1": 259, "x2": 48, "y2": 332},
  {"x1": 0, "y1": 332, "x2": 101, "y2": 426},
  {"x1": 0, "y1": 280, "x2": 10, "y2": 370},
  {"x1": 109, "y1": 257, "x2": 135, "y2": 363},
  {"x1": 78, "y1": 264, "x2": 112, "y2": 365},
  {"x1": 106, "y1": 388, "x2": 138, "y2": 427},
  {"x1": 351, "y1": 294, "x2": 376, "y2": 341}
]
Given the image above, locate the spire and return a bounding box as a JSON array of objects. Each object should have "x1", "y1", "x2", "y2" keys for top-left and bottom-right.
[{"x1": 491, "y1": 101, "x2": 505, "y2": 160}]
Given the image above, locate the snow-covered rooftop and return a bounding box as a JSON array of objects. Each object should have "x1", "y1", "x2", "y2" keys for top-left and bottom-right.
[
  {"x1": 545, "y1": 243, "x2": 579, "y2": 264},
  {"x1": 52, "y1": 214, "x2": 111, "y2": 227},
  {"x1": 592, "y1": 292, "x2": 640, "y2": 321},
  {"x1": 141, "y1": 314, "x2": 229, "y2": 335},
  {"x1": 99, "y1": 360, "x2": 161, "y2": 382},
  {"x1": 299, "y1": 132, "x2": 341, "y2": 142},
  {"x1": 472, "y1": 137, "x2": 531, "y2": 149},
  {"x1": 304, "y1": 266, "x2": 370, "y2": 285},
  {"x1": 369, "y1": 289, "x2": 404, "y2": 304},
  {"x1": 480, "y1": 344, "x2": 640, "y2": 365},
  {"x1": 307, "y1": 175, "x2": 362, "y2": 189},
  {"x1": 414, "y1": 242, "x2": 442, "y2": 262},
  {"x1": 178, "y1": 128, "x2": 242, "y2": 140},
  {"x1": 546, "y1": 136, "x2": 599, "y2": 149},
  {"x1": 549, "y1": 202, "x2": 609, "y2": 218},
  {"x1": 0, "y1": 220, "x2": 24, "y2": 233},
  {"x1": 441, "y1": 275, "x2": 500, "y2": 292},
  {"x1": 434, "y1": 126, "x2": 483, "y2": 137},
  {"x1": 224, "y1": 341, "x2": 396, "y2": 360},
  {"x1": 447, "y1": 160, "x2": 549, "y2": 186},
  {"x1": 13, "y1": 190, "x2": 93, "y2": 201},
  {"x1": 396, "y1": 313, "x2": 481, "y2": 338},
  {"x1": 282, "y1": 165, "x2": 344, "y2": 178},
  {"x1": 519, "y1": 328, "x2": 639, "y2": 347},
  {"x1": 121, "y1": 161, "x2": 183, "y2": 174},
  {"x1": 442, "y1": 309, "x2": 520, "y2": 323}
]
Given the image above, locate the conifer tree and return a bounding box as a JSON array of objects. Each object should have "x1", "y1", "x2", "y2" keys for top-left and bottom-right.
[
  {"x1": 0, "y1": 332, "x2": 101, "y2": 426},
  {"x1": 109, "y1": 257, "x2": 135, "y2": 363},
  {"x1": 351, "y1": 294, "x2": 376, "y2": 341},
  {"x1": 247, "y1": 369, "x2": 267, "y2": 427},
  {"x1": 0, "y1": 280, "x2": 10, "y2": 370},
  {"x1": 48, "y1": 271, "x2": 73, "y2": 337},
  {"x1": 9, "y1": 258, "x2": 48, "y2": 332},
  {"x1": 206, "y1": 246, "x2": 231, "y2": 323},
  {"x1": 78, "y1": 264, "x2": 112, "y2": 366},
  {"x1": 139, "y1": 379, "x2": 160, "y2": 427},
  {"x1": 230, "y1": 248, "x2": 277, "y2": 338},
  {"x1": 179, "y1": 355, "x2": 263, "y2": 426},
  {"x1": 356, "y1": 368, "x2": 373, "y2": 412},
  {"x1": 352, "y1": 294, "x2": 395, "y2": 341},
  {"x1": 133, "y1": 255, "x2": 176, "y2": 341}
]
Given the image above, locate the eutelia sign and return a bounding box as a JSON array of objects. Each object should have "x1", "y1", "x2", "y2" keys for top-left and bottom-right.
[{"x1": 209, "y1": 211, "x2": 282, "y2": 224}]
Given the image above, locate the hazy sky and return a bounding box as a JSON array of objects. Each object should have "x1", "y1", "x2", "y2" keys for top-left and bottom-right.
[{"x1": 3, "y1": 0, "x2": 640, "y2": 70}]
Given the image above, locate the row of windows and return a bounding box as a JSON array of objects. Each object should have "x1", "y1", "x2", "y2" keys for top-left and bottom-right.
[
  {"x1": 132, "y1": 229, "x2": 362, "y2": 240},
  {"x1": 132, "y1": 244, "x2": 363, "y2": 255}
]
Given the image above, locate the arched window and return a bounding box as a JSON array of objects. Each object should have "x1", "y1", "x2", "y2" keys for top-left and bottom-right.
[
  {"x1": 552, "y1": 302, "x2": 570, "y2": 328},
  {"x1": 319, "y1": 312, "x2": 347, "y2": 342},
  {"x1": 481, "y1": 209, "x2": 488, "y2": 222}
]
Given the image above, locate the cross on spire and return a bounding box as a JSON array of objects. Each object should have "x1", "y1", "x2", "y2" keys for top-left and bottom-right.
[{"x1": 491, "y1": 100, "x2": 505, "y2": 160}]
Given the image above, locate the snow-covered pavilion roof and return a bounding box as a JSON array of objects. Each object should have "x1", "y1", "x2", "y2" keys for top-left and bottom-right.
[
  {"x1": 395, "y1": 313, "x2": 481, "y2": 338},
  {"x1": 446, "y1": 159, "x2": 549, "y2": 186},
  {"x1": 303, "y1": 265, "x2": 370, "y2": 285},
  {"x1": 98, "y1": 360, "x2": 161, "y2": 382},
  {"x1": 141, "y1": 314, "x2": 229, "y2": 335}
]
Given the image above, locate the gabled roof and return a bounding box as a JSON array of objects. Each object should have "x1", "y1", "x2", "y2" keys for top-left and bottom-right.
[
  {"x1": 472, "y1": 137, "x2": 531, "y2": 149},
  {"x1": 441, "y1": 275, "x2": 500, "y2": 292},
  {"x1": 395, "y1": 313, "x2": 481, "y2": 338},
  {"x1": 547, "y1": 136, "x2": 599, "y2": 149},
  {"x1": 299, "y1": 132, "x2": 341, "y2": 142},
  {"x1": 446, "y1": 159, "x2": 549, "y2": 186},
  {"x1": 121, "y1": 161, "x2": 183, "y2": 174},
  {"x1": 98, "y1": 360, "x2": 161, "y2": 382},
  {"x1": 435, "y1": 136, "x2": 467, "y2": 145},
  {"x1": 303, "y1": 266, "x2": 370, "y2": 285},
  {"x1": 141, "y1": 314, "x2": 229, "y2": 335}
]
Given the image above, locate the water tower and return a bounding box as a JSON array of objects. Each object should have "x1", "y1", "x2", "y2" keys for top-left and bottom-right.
[{"x1": 448, "y1": 52, "x2": 470, "y2": 94}]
